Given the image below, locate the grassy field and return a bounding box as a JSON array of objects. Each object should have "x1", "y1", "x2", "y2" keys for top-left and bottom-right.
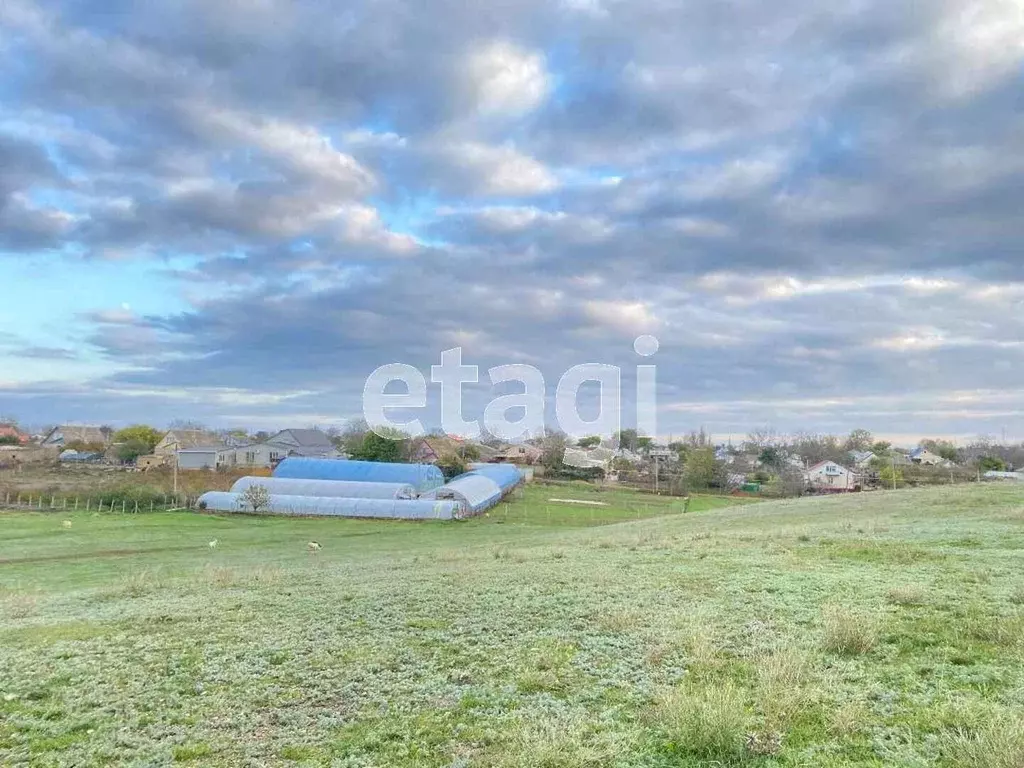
[{"x1": 2, "y1": 483, "x2": 1024, "y2": 766}]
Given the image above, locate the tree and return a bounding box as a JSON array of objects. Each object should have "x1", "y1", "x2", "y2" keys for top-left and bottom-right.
[
  {"x1": 241, "y1": 483, "x2": 271, "y2": 513},
  {"x1": 577, "y1": 435, "x2": 602, "y2": 449},
  {"x1": 790, "y1": 432, "x2": 845, "y2": 466},
  {"x1": 844, "y1": 429, "x2": 874, "y2": 452},
  {"x1": 116, "y1": 439, "x2": 151, "y2": 464},
  {"x1": 335, "y1": 418, "x2": 370, "y2": 455},
  {"x1": 349, "y1": 428, "x2": 408, "y2": 462},
  {"x1": 879, "y1": 465, "x2": 903, "y2": 488},
  {"x1": 746, "y1": 426, "x2": 781, "y2": 451},
  {"x1": 436, "y1": 453, "x2": 467, "y2": 480},
  {"x1": 458, "y1": 443, "x2": 481, "y2": 462},
  {"x1": 758, "y1": 446, "x2": 785, "y2": 474},
  {"x1": 113, "y1": 425, "x2": 163, "y2": 453},
  {"x1": 978, "y1": 456, "x2": 1007, "y2": 472},
  {"x1": 541, "y1": 431, "x2": 568, "y2": 468},
  {"x1": 871, "y1": 440, "x2": 892, "y2": 454},
  {"x1": 636, "y1": 436, "x2": 654, "y2": 454},
  {"x1": 614, "y1": 429, "x2": 639, "y2": 452},
  {"x1": 683, "y1": 447, "x2": 728, "y2": 491},
  {"x1": 0, "y1": 435, "x2": 20, "y2": 446}
]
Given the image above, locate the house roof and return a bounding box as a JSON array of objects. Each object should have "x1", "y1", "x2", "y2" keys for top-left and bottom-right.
[
  {"x1": 45, "y1": 425, "x2": 110, "y2": 445},
  {"x1": 806, "y1": 460, "x2": 852, "y2": 473},
  {"x1": 0, "y1": 424, "x2": 27, "y2": 443},
  {"x1": 163, "y1": 429, "x2": 224, "y2": 449},
  {"x1": 273, "y1": 429, "x2": 335, "y2": 448}
]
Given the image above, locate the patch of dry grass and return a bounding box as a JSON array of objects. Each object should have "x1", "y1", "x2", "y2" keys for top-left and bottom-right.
[
  {"x1": 886, "y1": 585, "x2": 927, "y2": 606},
  {"x1": 653, "y1": 681, "x2": 749, "y2": 762},
  {"x1": 822, "y1": 607, "x2": 877, "y2": 656},
  {"x1": 941, "y1": 718, "x2": 1024, "y2": 768}
]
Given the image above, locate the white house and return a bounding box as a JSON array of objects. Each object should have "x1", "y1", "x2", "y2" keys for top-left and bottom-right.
[
  {"x1": 176, "y1": 447, "x2": 237, "y2": 470},
  {"x1": 232, "y1": 443, "x2": 289, "y2": 468},
  {"x1": 804, "y1": 460, "x2": 859, "y2": 490}
]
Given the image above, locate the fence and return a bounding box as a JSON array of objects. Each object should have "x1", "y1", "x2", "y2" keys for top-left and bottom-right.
[{"x1": 0, "y1": 492, "x2": 197, "y2": 513}]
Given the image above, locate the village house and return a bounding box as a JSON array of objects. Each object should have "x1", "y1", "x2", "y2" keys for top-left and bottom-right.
[
  {"x1": 262, "y1": 429, "x2": 341, "y2": 458},
  {"x1": 408, "y1": 435, "x2": 496, "y2": 464},
  {"x1": 804, "y1": 460, "x2": 860, "y2": 491},
  {"x1": 908, "y1": 447, "x2": 949, "y2": 466},
  {"x1": 154, "y1": 429, "x2": 225, "y2": 456},
  {"x1": 848, "y1": 450, "x2": 876, "y2": 469},
  {"x1": 490, "y1": 443, "x2": 542, "y2": 464}
]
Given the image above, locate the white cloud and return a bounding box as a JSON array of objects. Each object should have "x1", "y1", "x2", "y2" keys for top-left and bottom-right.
[
  {"x1": 932, "y1": 0, "x2": 1024, "y2": 97},
  {"x1": 465, "y1": 40, "x2": 550, "y2": 117},
  {"x1": 181, "y1": 102, "x2": 376, "y2": 194},
  {"x1": 441, "y1": 141, "x2": 559, "y2": 196}
]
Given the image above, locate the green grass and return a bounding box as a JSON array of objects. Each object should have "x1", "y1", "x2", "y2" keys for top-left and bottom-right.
[{"x1": 2, "y1": 483, "x2": 1024, "y2": 765}]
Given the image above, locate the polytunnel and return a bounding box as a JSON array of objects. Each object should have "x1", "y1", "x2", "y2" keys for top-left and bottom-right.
[
  {"x1": 429, "y1": 474, "x2": 504, "y2": 516},
  {"x1": 461, "y1": 463, "x2": 524, "y2": 492},
  {"x1": 230, "y1": 476, "x2": 416, "y2": 499},
  {"x1": 273, "y1": 458, "x2": 444, "y2": 491},
  {"x1": 197, "y1": 492, "x2": 460, "y2": 520}
]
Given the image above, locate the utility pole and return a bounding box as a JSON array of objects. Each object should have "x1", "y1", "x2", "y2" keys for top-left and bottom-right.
[
  {"x1": 892, "y1": 456, "x2": 897, "y2": 491},
  {"x1": 173, "y1": 451, "x2": 179, "y2": 499}
]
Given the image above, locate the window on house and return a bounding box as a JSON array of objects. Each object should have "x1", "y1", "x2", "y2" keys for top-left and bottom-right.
[
  {"x1": 270, "y1": 452, "x2": 280, "y2": 461},
  {"x1": 246, "y1": 452, "x2": 256, "y2": 463}
]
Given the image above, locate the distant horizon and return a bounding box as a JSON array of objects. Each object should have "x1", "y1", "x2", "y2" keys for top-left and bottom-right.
[{"x1": 9, "y1": 418, "x2": 1021, "y2": 450}]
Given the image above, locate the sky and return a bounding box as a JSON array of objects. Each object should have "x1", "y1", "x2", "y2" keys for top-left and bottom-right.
[{"x1": 1, "y1": 0, "x2": 1023, "y2": 442}]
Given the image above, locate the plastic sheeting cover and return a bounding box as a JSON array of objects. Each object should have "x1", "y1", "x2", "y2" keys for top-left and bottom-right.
[
  {"x1": 459, "y1": 463, "x2": 524, "y2": 491},
  {"x1": 230, "y1": 477, "x2": 415, "y2": 499},
  {"x1": 197, "y1": 492, "x2": 459, "y2": 520},
  {"x1": 432, "y1": 474, "x2": 503, "y2": 514},
  {"x1": 273, "y1": 458, "x2": 444, "y2": 491}
]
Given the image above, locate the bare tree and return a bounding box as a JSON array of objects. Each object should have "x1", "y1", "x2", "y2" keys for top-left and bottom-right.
[
  {"x1": 240, "y1": 484, "x2": 271, "y2": 513},
  {"x1": 746, "y1": 426, "x2": 782, "y2": 451}
]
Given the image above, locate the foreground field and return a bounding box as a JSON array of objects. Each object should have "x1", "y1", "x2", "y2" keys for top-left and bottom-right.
[{"x1": 2, "y1": 485, "x2": 1023, "y2": 766}]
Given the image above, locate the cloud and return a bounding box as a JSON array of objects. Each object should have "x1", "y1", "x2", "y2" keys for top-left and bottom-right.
[
  {"x1": 2, "y1": 0, "x2": 1024, "y2": 440},
  {"x1": 464, "y1": 40, "x2": 550, "y2": 117}
]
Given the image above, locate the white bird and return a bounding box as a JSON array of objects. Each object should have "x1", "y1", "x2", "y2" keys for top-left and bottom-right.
[
  {"x1": 62, "y1": 520, "x2": 72, "y2": 529},
  {"x1": 307, "y1": 541, "x2": 322, "y2": 553},
  {"x1": 208, "y1": 539, "x2": 218, "y2": 549}
]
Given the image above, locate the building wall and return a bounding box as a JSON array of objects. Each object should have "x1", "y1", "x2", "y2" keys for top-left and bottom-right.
[
  {"x1": 176, "y1": 451, "x2": 222, "y2": 470},
  {"x1": 234, "y1": 443, "x2": 287, "y2": 467}
]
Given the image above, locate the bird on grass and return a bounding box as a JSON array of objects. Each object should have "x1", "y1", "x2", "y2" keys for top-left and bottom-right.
[
  {"x1": 208, "y1": 539, "x2": 218, "y2": 549},
  {"x1": 61, "y1": 520, "x2": 72, "y2": 529},
  {"x1": 307, "y1": 541, "x2": 322, "y2": 553}
]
